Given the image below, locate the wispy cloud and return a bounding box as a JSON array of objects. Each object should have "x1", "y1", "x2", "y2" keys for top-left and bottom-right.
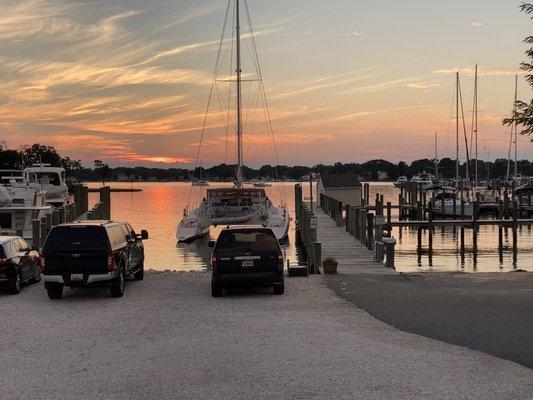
[
  {"x1": 434, "y1": 66, "x2": 524, "y2": 76},
  {"x1": 405, "y1": 82, "x2": 441, "y2": 89}
]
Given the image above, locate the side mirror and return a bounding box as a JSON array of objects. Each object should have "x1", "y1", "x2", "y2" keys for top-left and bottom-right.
[
  {"x1": 125, "y1": 234, "x2": 131, "y2": 241},
  {"x1": 208, "y1": 240, "x2": 216, "y2": 248},
  {"x1": 141, "y1": 230, "x2": 149, "y2": 240}
]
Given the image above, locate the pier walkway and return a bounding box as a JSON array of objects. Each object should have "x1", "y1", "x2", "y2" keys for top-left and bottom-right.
[{"x1": 314, "y1": 205, "x2": 394, "y2": 276}]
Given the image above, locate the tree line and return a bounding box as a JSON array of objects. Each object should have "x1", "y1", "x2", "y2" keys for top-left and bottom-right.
[{"x1": 1, "y1": 142, "x2": 532, "y2": 182}]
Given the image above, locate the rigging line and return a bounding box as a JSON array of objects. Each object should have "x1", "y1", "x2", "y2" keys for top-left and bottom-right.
[
  {"x1": 214, "y1": 82, "x2": 234, "y2": 161},
  {"x1": 245, "y1": 84, "x2": 261, "y2": 160},
  {"x1": 244, "y1": 0, "x2": 287, "y2": 203},
  {"x1": 458, "y1": 75, "x2": 472, "y2": 186},
  {"x1": 187, "y1": 0, "x2": 231, "y2": 208},
  {"x1": 244, "y1": 85, "x2": 261, "y2": 162}
]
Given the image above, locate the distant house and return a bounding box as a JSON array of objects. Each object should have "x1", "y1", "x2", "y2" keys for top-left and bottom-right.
[{"x1": 317, "y1": 173, "x2": 362, "y2": 206}]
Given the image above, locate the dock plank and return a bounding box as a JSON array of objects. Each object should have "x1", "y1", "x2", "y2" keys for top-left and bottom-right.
[{"x1": 314, "y1": 206, "x2": 395, "y2": 276}]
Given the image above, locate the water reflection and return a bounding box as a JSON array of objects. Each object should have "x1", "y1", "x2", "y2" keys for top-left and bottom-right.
[{"x1": 87, "y1": 182, "x2": 532, "y2": 273}]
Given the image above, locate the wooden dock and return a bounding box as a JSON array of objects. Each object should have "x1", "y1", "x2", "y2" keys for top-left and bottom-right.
[{"x1": 314, "y1": 207, "x2": 394, "y2": 275}]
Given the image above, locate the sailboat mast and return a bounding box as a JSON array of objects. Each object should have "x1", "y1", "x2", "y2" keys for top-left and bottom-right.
[
  {"x1": 455, "y1": 72, "x2": 460, "y2": 188},
  {"x1": 235, "y1": 0, "x2": 243, "y2": 188},
  {"x1": 513, "y1": 75, "x2": 518, "y2": 178},
  {"x1": 434, "y1": 132, "x2": 439, "y2": 180},
  {"x1": 474, "y1": 65, "x2": 479, "y2": 187}
]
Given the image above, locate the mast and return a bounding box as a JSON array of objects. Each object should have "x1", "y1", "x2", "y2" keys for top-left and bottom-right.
[
  {"x1": 473, "y1": 65, "x2": 479, "y2": 187},
  {"x1": 455, "y1": 72, "x2": 460, "y2": 188},
  {"x1": 513, "y1": 75, "x2": 518, "y2": 178},
  {"x1": 235, "y1": 0, "x2": 244, "y2": 188},
  {"x1": 434, "y1": 131, "x2": 439, "y2": 181}
]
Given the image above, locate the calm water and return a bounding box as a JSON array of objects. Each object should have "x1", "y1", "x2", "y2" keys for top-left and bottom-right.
[{"x1": 89, "y1": 182, "x2": 533, "y2": 273}]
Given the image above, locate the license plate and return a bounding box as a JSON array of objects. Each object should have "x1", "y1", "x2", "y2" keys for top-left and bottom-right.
[
  {"x1": 241, "y1": 260, "x2": 254, "y2": 268},
  {"x1": 71, "y1": 274, "x2": 83, "y2": 282}
]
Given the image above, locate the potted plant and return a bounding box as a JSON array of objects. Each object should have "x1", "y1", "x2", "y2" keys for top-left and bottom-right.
[{"x1": 322, "y1": 257, "x2": 338, "y2": 274}]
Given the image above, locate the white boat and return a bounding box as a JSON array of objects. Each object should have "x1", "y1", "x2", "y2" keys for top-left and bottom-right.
[
  {"x1": 393, "y1": 176, "x2": 408, "y2": 187},
  {"x1": 253, "y1": 180, "x2": 271, "y2": 188},
  {"x1": 432, "y1": 191, "x2": 474, "y2": 217},
  {"x1": 176, "y1": 0, "x2": 290, "y2": 243},
  {"x1": 192, "y1": 180, "x2": 210, "y2": 187},
  {"x1": 9, "y1": 164, "x2": 71, "y2": 207},
  {"x1": 176, "y1": 210, "x2": 210, "y2": 242},
  {"x1": 411, "y1": 172, "x2": 435, "y2": 190},
  {"x1": 0, "y1": 184, "x2": 52, "y2": 244}
]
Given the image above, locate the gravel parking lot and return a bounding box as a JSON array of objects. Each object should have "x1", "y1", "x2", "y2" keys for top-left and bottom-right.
[{"x1": 0, "y1": 271, "x2": 531, "y2": 400}]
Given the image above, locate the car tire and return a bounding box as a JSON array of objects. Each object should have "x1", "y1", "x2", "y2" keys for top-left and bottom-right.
[
  {"x1": 133, "y1": 261, "x2": 144, "y2": 281},
  {"x1": 273, "y1": 281, "x2": 285, "y2": 295},
  {"x1": 29, "y1": 269, "x2": 41, "y2": 284},
  {"x1": 9, "y1": 271, "x2": 21, "y2": 295},
  {"x1": 211, "y1": 281, "x2": 223, "y2": 297},
  {"x1": 110, "y1": 269, "x2": 125, "y2": 298},
  {"x1": 46, "y1": 283, "x2": 63, "y2": 300}
]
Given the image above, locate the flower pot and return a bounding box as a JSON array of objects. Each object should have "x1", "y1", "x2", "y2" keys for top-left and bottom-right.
[{"x1": 323, "y1": 261, "x2": 338, "y2": 274}]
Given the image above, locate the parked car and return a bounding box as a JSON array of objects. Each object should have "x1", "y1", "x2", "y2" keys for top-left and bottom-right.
[
  {"x1": 41, "y1": 221, "x2": 148, "y2": 299},
  {"x1": 209, "y1": 225, "x2": 284, "y2": 297},
  {"x1": 0, "y1": 236, "x2": 41, "y2": 294}
]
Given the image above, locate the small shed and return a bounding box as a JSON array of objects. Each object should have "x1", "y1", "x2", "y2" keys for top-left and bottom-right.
[{"x1": 317, "y1": 173, "x2": 362, "y2": 206}]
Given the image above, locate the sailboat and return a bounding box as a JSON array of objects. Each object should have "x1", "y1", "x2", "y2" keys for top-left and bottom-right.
[
  {"x1": 176, "y1": 0, "x2": 290, "y2": 243},
  {"x1": 434, "y1": 72, "x2": 473, "y2": 217},
  {"x1": 192, "y1": 159, "x2": 209, "y2": 187},
  {"x1": 506, "y1": 76, "x2": 525, "y2": 186}
]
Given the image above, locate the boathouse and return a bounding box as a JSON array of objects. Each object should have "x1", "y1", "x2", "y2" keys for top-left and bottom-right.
[{"x1": 317, "y1": 173, "x2": 362, "y2": 206}]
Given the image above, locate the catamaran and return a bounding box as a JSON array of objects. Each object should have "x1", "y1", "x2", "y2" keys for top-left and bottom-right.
[{"x1": 176, "y1": 0, "x2": 290, "y2": 243}]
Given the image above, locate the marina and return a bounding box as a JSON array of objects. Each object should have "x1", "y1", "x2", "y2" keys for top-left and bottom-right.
[{"x1": 0, "y1": 0, "x2": 532, "y2": 398}]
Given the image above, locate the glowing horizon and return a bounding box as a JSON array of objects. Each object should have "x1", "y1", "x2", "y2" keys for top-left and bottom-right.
[{"x1": 0, "y1": 0, "x2": 531, "y2": 167}]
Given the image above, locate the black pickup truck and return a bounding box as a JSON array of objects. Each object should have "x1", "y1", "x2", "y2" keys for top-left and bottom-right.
[{"x1": 41, "y1": 220, "x2": 148, "y2": 299}]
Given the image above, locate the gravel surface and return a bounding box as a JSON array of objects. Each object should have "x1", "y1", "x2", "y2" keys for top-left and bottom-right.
[{"x1": 0, "y1": 271, "x2": 531, "y2": 400}]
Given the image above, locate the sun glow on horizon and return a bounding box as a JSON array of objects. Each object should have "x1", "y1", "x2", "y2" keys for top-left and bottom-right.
[{"x1": 0, "y1": 0, "x2": 531, "y2": 167}]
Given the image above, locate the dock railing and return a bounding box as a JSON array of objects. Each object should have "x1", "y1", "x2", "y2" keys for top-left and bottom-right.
[
  {"x1": 320, "y1": 192, "x2": 396, "y2": 268},
  {"x1": 295, "y1": 184, "x2": 321, "y2": 274},
  {"x1": 31, "y1": 186, "x2": 111, "y2": 250}
]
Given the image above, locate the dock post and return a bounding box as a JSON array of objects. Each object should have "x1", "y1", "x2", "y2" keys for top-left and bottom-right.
[
  {"x1": 386, "y1": 202, "x2": 392, "y2": 235},
  {"x1": 313, "y1": 242, "x2": 322, "y2": 274},
  {"x1": 40, "y1": 217, "x2": 47, "y2": 245},
  {"x1": 45, "y1": 214, "x2": 52, "y2": 236},
  {"x1": 428, "y1": 202, "x2": 433, "y2": 262},
  {"x1": 366, "y1": 213, "x2": 374, "y2": 250},
  {"x1": 383, "y1": 237, "x2": 396, "y2": 269},
  {"x1": 512, "y1": 201, "x2": 518, "y2": 266},
  {"x1": 32, "y1": 219, "x2": 41, "y2": 250},
  {"x1": 417, "y1": 227, "x2": 422, "y2": 256},
  {"x1": 99, "y1": 186, "x2": 111, "y2": 220}
]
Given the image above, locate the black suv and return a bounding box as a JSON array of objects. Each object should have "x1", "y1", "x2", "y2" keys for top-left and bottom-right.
[
  {"x1": 209, "y1": 225, "x2": 284, "y2": 297},
  {"x1": 41, "y1": 220, "x2": 148, "y2": 299}
]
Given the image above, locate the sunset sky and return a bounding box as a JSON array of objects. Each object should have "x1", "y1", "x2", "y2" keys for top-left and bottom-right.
[{"x1": 0, "y1": 0, "x2": 531, "y2": 167}]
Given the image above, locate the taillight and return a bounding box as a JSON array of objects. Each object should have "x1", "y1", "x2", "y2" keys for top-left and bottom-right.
[
  {"x1": 0, "y1": 258, "x2": 10, "y2": 266},
  {"x1": 278, "y1": 252, "x2": 284, "y2": 270},
  {"x1": 39, "y1": 257, "x2": 45, "y2": 273},
  {"x1": 211, "y1": 254, "x2": 218, "y2": 269},
  {"x1": 108, "y1": 252, "x2": 115, "y2": 272}
]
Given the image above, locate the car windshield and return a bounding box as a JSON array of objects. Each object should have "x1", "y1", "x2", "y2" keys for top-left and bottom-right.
[
  {"x1": 216, "y1": 230, "x2": 279, "y2": 252},
  {"x1": 44, "y1": 226, "x2": 109, "y2": 251}
]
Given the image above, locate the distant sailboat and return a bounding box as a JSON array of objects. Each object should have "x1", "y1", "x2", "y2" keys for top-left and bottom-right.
[
  {"x1": 176, "y1": 0, "x2": 290, "y2": 243},
  {"x1": 434, "y1": 72, "x2": 473, "y2": 217}
]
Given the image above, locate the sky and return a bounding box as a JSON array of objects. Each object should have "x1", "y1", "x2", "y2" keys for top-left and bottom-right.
[{"x1": 0, "y1": 0, "x2": 531, "y2": 168}]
